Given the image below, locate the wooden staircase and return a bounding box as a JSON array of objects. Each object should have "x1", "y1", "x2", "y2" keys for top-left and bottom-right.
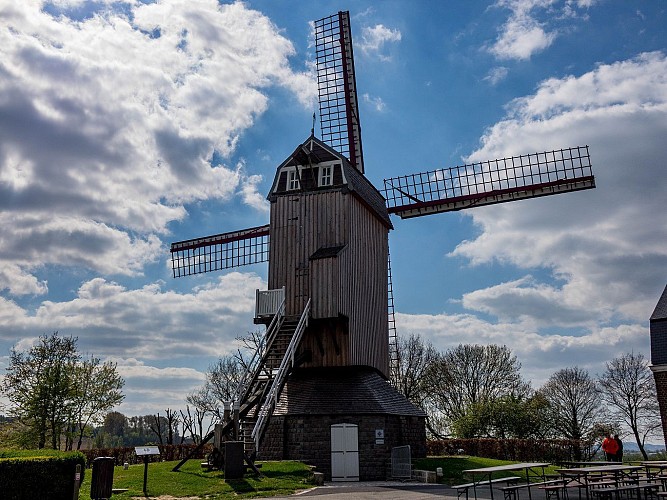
[{"x1": 172, "y1": 299, "x2": 310, "y2": 472}]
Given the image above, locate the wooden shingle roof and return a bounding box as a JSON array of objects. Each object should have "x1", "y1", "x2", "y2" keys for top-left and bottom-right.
[{"x1": 273, "y1": 367, "x2": 426, "y2": 417}]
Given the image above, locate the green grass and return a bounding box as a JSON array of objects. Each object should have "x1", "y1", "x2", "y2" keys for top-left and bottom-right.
[
  {"x1": 78, "y1": 460, "x2": 314, "y2": 499},
  {"x1": 413, "y1": 456, "x2": 562, "y2": 485}
]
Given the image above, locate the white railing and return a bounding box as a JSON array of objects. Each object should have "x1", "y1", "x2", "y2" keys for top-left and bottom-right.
[
  {"x1": 252, "y1": 298, "x2": 311, "y2": 451},
  {"x1": 234, "y1": 297, "x2": 285, "y2": 404},
  {"x1": 255, "y1": 287, "x2": 285, "y2": 319}
]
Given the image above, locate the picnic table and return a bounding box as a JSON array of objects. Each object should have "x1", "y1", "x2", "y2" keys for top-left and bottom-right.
[
  {"x1": 557, "y1": 464, "x2": 644, "y2": 500},
  {"x1": 560, "y1": 462, "x2": 622, "y2": 468},
  {"x1": 461, "y1": 462, "x2": 551, "y2": 500}
]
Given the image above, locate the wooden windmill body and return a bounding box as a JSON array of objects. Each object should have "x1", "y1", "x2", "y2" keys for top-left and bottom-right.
[{"x1": 170, "y1": 11, "x2": 595, "y2": 480}]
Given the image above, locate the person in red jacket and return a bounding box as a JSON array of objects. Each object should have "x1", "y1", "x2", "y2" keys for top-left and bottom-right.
[{"x1": 602, "y1": 433, "x2": 619, "y2": 461}]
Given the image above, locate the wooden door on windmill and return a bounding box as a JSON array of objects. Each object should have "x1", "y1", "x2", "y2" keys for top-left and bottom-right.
[{"x1": 330, "y1": 423, "x2": 359, "y2": 482}]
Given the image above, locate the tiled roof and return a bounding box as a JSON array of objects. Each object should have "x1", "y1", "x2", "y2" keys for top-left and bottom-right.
[
  {"x1": 651, "y1": 284, "x2": 667, "y2": 321},
  {"x1": 273, "y1": 366, "x2": 426, "y2": 417}
]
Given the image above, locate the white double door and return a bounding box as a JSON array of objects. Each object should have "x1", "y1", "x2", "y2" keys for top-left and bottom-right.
[{"x1": 331, "y1": 423, "x2": 359, "y2": 481}]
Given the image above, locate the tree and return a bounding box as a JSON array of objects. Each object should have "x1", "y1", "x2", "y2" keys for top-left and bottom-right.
[
  {"x1": 452, "y1": 393, "x2": 552, "y2": 439},
  {"x1": 390, "y1": 333, "x2": 437, "y2": 408},
  {"x1": 424, "y1": 344, "x2": 530, "y2": 437},
  {"x1": 1, "y1": 332, "x2": 125, "y2": 449},
  {"x1": 539, "y1": 366, "x2": 604, "y2": 459},
  {"x1": 187, "y1": 354, "x2": 244, "y2": 422},
  {"x1": 103, "y1": 411, "x2": 127, "y2": 438},
  {"x1": 599, "y1": 352, "x2": 661, "y2": 459},
  {"x1": 68, "y1": 356, "x2": 125, "y2": 449},
  {"x1": 2, "y1": 332, "x2": 79, "y2": 448}
]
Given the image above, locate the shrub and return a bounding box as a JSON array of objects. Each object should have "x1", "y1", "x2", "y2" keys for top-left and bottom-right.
[{"x1": 0, "y1": 451, "x2": 86, "y2": 500}]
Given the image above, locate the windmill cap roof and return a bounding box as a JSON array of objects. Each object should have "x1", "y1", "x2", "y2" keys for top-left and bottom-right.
[{"x1": 269, "y1": 135, "x2": 393, "y2": 229}]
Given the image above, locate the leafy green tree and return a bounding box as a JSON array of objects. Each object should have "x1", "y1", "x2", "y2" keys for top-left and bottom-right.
[
  {"x1": 2, "y1": 333, "x2": 78, "y2": 448},
  {"x1": 68, "y1": 356, "x2": 125, "y2": 449},
  {"x1": 1, "y1": 332, "x2": 124, "y2": 449},
  {"x1": 452, "y1": 393, "x2": 552, "y2": 439},
  {"x1": 425, "y1": 344, "x2": 530, "y2": 437}
]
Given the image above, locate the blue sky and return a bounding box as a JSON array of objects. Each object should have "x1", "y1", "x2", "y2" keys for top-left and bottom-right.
[{"x1": 1, "y1": 0, "x2": 666, "y2": 421}]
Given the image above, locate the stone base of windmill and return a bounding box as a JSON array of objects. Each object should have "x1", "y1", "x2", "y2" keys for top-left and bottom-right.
[{"x1": 259, "y1": 366, "x2": 426, "y2": 481}]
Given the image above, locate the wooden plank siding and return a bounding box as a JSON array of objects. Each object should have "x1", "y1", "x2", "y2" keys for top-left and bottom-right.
[
  {"x1": 342, "y1": 195, "x2": 389, "y2": 376},
  {"x1": 268, "y1": 188, "x2": 390, "y2": 377}
]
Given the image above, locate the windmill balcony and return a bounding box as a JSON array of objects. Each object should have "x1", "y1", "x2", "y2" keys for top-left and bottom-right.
[{"x1": 255, "y1": 287, "x2": 285, "y2": 322}]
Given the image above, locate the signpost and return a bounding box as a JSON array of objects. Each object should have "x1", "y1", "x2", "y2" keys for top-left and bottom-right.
[{"x1": 135, "y1": 446, "x2": 160, "y2": 494}]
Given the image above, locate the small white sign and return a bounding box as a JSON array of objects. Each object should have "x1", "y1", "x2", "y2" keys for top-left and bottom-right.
[
  {"x1": 135, "y1": 446, "x2": 160, "y2": 456},
  {"x1": 375, "y1": 429, "x2": 385, "y2": 444}
]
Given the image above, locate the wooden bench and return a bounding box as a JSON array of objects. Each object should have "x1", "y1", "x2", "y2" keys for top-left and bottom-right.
[
  {"x1": 453, "y1": 476, "x2": 522, "y2": 500},
  {"x1": 501, "y1": 480, "x2": 566, "y2": 500},
  {"x1": 590, "y1": 483, "x2": 660, "y2": 500}
]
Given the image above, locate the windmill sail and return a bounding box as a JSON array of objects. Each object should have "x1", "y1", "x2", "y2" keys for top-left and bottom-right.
[
  {"x1": 383, "y1": 146, "x2": 595, "y2": 219},
  {"x1": 314, "y1": 11, "x2": 364, "y2": 173},
  {"x1": 170, "y1": 224, "x2": 270, "y2": 277}
]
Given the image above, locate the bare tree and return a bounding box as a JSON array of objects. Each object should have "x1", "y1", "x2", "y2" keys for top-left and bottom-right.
[
  {"x1": 539, "y1": 366, "x2": 604, "y2": 459},
  {"x1": 148, "y1": 413, "x2": 168, "y2": 445},
  {"x1": 180, "y1": 405, "x2": 209, "y2": 444},
  {"x1": 390, "y1": 333, "x2": 437, "y2": 408},
  {"x1": 424, "y1": 344, "x2": 530, "y2": 437},
  {"x1": 599, "y1": 352, "x2": 661, "y2": 459},
  {"x1": 164, "y1": 408, "x2": 180, "y2": 445},
  {"x1": 186, "y1": 354, "x2": 244, "y2": 423}
]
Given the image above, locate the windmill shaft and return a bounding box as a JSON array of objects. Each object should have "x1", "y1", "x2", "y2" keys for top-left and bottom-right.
[
  {"x1": 383, "y1": 146, "x2": 595, "y2": 219},
  {"x1": 170, "y1": 224, "x2": 270, "y2": 277}
]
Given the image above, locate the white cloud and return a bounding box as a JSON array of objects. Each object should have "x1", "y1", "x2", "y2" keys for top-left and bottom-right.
[
  {"x1": 0, "y1": 1, "x2": 315, "y2": 295},
  {"x1": 363, "y1": 93, "x2": 387, "y2": 112},
  {"x1": 491, "y1": 7, "x2": 557, "y2": 60},
  {"x1": 397, "y1": 311, "x2": 648, "y2": 388},
  {"x1": 446, "y1": 51, "x2": 666, "y2": 330},
  {"x1": 358, "y1": 24, "x2": 402, "y2": 60},
  {"x1": 0, "y1": 272, "x2": 265, "y2": 359},
  {"x1": 489, "y1": 0, "x2": 597, "y2": 60},
  {"x1": 484, "y1": 66, "x2": 510, "y2": 85}
]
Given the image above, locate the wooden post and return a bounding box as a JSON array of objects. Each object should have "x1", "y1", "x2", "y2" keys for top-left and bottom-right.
[
  {"x1": 143, "y1": 456, "x2": 149, "y2": 494},
  {"x1": 73, "y1": 463, "x2": 82, "y2": 500},
  {"x1": 233, "y1": 400, "x2": 240, "y2": 441}
]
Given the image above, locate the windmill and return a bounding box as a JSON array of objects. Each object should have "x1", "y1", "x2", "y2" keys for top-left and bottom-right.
[{"x1": 170, "y1": 11, "x2": 595, "y2": 480}]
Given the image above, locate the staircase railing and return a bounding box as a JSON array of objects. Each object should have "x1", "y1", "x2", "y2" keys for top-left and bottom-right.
[
  {"x1": 251, "y1": 298, "x2": 311, "y2": 451},
  {"x1": 234, "y1": 297, "x2": 285, "y2": 404}
]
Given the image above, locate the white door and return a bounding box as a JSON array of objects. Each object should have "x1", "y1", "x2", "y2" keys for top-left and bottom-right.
[{"x1": 331, "y1": 423, "x2": 359, "y2": 482}]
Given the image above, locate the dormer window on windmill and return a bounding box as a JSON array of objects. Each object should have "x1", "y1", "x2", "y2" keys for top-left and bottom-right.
[{"x1": 288, "y1": 169, "x2": 300, "y2": 190}]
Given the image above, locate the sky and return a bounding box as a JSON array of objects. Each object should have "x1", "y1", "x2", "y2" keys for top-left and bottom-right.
[{"x1": 0, "y1": 0, "x2": 666, "y2": 420}]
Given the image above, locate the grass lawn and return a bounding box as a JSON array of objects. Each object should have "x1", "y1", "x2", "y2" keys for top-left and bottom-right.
[
  {"x1": 78, "y1": 460, "x2": 314, "y2": 499},
  {"x1": 413, "y1": 456, "x2": 562, "y2": 485}
]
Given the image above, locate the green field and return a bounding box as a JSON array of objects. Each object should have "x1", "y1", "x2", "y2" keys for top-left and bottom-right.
[{"x1": 79, "y1": 460, "x2": 314, "y2": 499}]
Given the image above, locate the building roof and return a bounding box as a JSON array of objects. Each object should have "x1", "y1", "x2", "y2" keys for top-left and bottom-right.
[
  {"x1": 268, "y1": 135, "x2": 393, "y2": 229},
  {"x1": 273, "y1": 366, "x2": 426, "y2": 417},
  {"x1": 651, "y1": 284, "x2": 667, "y2": 322}
]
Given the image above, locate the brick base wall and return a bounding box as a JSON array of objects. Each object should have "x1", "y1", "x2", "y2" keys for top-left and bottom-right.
[
  {"x1": 259, "y1": 413, "x2": 426, "y2": 480},
  {"x1": 652, "y1": 368, "x2": 667, "y2": 446}
]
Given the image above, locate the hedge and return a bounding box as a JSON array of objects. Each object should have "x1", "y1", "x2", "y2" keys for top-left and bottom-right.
[
  {"x1": 426, "y1": 438, "x2": 593, "y2": 462},
  {"x1": 0, "y1": 451, "x2": 85, "y2": 500},
  {"x1": 80, "y1": 443, "x2": 213, "y2": 466}
]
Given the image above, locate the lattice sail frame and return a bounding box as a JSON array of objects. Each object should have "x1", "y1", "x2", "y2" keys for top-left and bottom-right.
[
  {"x1": 383, "y1": 146, "x2": 595, "y2": 219},
  {"x1": 170, "y1": 224, "x2": 270, "y2": 277},
  {"x1": 314, "y1": 11, "x2": 364, "y2": 173}
]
